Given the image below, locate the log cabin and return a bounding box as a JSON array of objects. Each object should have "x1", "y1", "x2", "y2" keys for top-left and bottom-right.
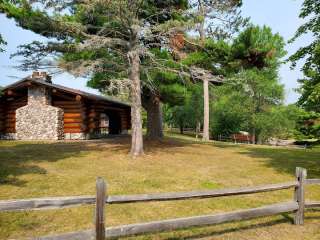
[{"x1": 0, "y1": 72, "x2": 131, "y2": 140}]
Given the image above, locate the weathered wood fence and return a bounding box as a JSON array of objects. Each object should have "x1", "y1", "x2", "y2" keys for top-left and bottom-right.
[{"x1": 1, "y1": 167, "x2": 320, "y2": 239}]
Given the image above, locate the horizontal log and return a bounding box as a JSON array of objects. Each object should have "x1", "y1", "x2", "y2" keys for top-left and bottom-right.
[
  {"x1": 55, "y1": 106, "x2": 83, "y2": 109},
  {"x1": 64, "y1": 113, "x2": 83, "y2": 118},
  {"x1": 107, "y1": 181, "x2": 298, "y2": 204},
  {"x1": 5, "y1": 123, "x2": 15, "y2": 128},
  {"x1": 5, "y1": 106, "x2": 26, "y2": 110},
  {"x1": 306, "y1": 179, "x2": 320, "y2": 185},
  {"x1": 64, "y1": 119, "x2": 83, "y2": 124},
  {"x1": 4, "y1": 128, "x2": 15, "y2": 133},
  {"x1": 37, "y1": 230, "x2": 93, "y2": 240},
  {"x1": 64, "y1": 128, "x2": 83, "y2": 132},
  {"x1": 305, "y1": 201, "x2": 320, "y2": 208},
  {"x1": 6, "y1": 103, "x2": 27, "y2": 107},
  {"x1": 0, "y1": 196, "x2": 95, "y2": 212},
  {"x1": 36, "y1": 202, "x2": 298, "y2": 240},
  {"x1": 63, "y1": 109, "x2": 84, "y2": 114},
  {"x1": 5, "y1": 114, "x2": 16, "y2": 118},
  {"x1": 3, "y1": 118, "x2": 15, "y2": 123},
  {"x1": 105, "y1": 201, "x2": 298, "y2": 238},
  {"x1": 64, "y1": 123, "x2": 85, "y2": 128},
  {"x1": 0, "y1": 182, "x2": 298, "y2": 212},
  {"x1": 64, "y1": 129, "x2": 83, "y2": 133},
  {"x1": 53, "y1": 101, "x2": 81, "y2": 106}
]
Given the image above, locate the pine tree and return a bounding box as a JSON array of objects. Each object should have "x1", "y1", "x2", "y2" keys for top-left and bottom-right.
[
  {"x1": 0, "y1": 0, "x2": 189, "y2": 156},
  {"x1": 187, "y1": 0, "x2": 248, "y2": 141}
]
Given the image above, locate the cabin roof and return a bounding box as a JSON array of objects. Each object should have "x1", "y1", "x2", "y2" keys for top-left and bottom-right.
[{"x1": 2, "y1": 77, "x2": 131, "y2": 107}]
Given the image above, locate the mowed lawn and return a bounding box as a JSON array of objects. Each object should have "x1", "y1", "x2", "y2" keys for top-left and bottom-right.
[{"x1": 0, "y1": 134, "x2": 320, "y2": 240}]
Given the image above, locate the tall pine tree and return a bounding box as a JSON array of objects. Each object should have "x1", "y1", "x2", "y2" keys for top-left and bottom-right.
[{"x1": 0, "y1": 0, "x2": 189, "y2": 156}]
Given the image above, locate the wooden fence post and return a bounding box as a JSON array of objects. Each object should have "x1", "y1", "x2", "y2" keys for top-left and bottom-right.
[
  {"x1": 96, "y1": 177, "x2": 106, "y2": 240},
  {"x1": 294, "y1": 167, "x2": 306, "y2": 225}
]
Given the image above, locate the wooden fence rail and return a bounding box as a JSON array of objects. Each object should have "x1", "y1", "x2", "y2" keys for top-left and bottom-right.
[
  {"x1": 0, "y1": 181, "x2": 299, "y2": 212},
  {"x1": 0, "y1": 167, "x2": 319, "y2": 239}
]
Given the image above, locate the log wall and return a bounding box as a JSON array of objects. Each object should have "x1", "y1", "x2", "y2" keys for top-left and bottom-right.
[
  {"x1": 3, "y1": 97, "x2": 27, "y2": 133},
  {"x1": 0, "y1": 103, "x2": 4, "y2": 133},
  {"x1": 52, "y1": 100, "x2": 87, "y2": 134},
  {"x1": 119, "y1": 109, "x2": 131, "y2": 131},
  {"x1": 86, "y1": 104, "x2": 102, "y2": 134}
]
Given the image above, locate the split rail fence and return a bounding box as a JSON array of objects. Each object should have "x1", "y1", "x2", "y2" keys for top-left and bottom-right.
[{"x1": 0, "y1": 167, "x2": 320, "y2": 239}]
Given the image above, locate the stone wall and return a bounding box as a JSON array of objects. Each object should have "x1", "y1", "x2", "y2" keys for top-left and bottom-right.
[
  {"x1": 64, "y1": 132, "x2": 89, "y2": 140},
  {"x1": 15, "y1": 85, "x2": 64, "y2": 140}
]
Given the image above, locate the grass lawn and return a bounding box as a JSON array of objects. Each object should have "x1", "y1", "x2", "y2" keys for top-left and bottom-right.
[{"x1": 0, "y1": 133, "x2": 320, "y2": 239}]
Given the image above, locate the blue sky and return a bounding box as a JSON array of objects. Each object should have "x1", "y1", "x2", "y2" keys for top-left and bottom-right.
[{"x1": 0, "y1": 0, "x2": 312, "y2": 103}]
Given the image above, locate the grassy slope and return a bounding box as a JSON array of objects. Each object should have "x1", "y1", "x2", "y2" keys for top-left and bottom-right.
[{"x1": 0, "y1": 134, "x2": 319, "y2": 239}]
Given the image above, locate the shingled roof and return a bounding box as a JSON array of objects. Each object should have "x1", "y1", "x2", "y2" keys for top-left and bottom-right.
[{"x1": 3, "y1": 75, "x2": 131, "y2": 107}]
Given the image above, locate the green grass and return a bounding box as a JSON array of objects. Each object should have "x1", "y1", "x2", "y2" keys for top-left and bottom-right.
[{"x1": 0, "y1": 134, "x2": 320, "y2": 239}]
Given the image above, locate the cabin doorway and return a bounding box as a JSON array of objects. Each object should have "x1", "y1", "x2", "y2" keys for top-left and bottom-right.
[{"x1": 98, "y1": 111, "x2": 122, "y2": 136}]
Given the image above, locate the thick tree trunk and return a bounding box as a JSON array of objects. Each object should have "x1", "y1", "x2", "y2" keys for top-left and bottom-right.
[
  {"x1": 146, "y1": 94, "x2": 163, "y2": 140},
  {"x1": 129, "y1": 51, "x2": 144, "y2": 157},
  {"x1": 202, "y1": 79, "x2": 210, "y2": 141}
]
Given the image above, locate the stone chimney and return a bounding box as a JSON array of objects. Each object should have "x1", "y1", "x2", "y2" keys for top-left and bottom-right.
[
  {"x1": 32, "y1": 71, "x2": 52, "y2": 83},
  {"x1": 15, "y1": 71, "x2": 64, "y2": 140},
  {"x1": 28, "y1": 71, "x2": 52, "y2": 105}
]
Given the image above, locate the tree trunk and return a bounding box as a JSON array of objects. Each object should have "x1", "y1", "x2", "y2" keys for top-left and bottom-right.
[
  {"x1": 252, "y1": 128, "x2": 256, "y2": 144},
  {"x1": 129, "y1": 51, "x2": 144, "y2": 157},
  {"x1": 198, "y1": 0, "x2": 206, "y2": 44},
  {"x1": 198, "y1": 1, "x2": 210, "y2": 142},
  {"x1": 180, "y1": 125, "x2": 184, "y2": 134},
  {"x1": 146, "y1": 94, "x2": 163, "y2": 140},
  {"x1": 196, "y1": 121, "x2": 201, "y2": 139},
  {"x1": 202, "y1": 79, "x2": 210, "y2": 141}
]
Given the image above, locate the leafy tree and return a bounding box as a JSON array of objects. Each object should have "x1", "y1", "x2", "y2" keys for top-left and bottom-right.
[
  {"x1": 211, "y1": 84, "x2": 301, "y2": 143},
  {"x1": 254, "y1": 106, "x2": 299, "y2": 143},
  {"x1": 163, "y1": 83, "x2": 203, "y2": 134},
  {"x1": 210, "y1": 87, "x2": 250, "y2": 136},
  {"x1": 207, "y1": 25, "x2": 287, "y2": 142},
  {"x1": 226, "y1": 68, "x2": 285, "y2": 142},
  {"x1": 288, "y1": 0, "x2": 320, "y2": 112},
  {"x1": 0, "y1": 0, "x2": 189, "y2": 156},
  {"x1": 294, "y1": 109, "x2": 320, "y2": 139}
]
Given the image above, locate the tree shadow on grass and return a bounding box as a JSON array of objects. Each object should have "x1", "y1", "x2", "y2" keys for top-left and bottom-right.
[
  {"x1": 162, "y1": 210, "x2": 320, "y2": 240},
  {"x1": 0, "y1": 141, "x2": 94, "y2": 186},
  {"x1": 0, "y1": 136, "x2": 195, "y2": 186},
  {"x1": 242, "y1": 147, "x2": 320, "y2": 178},
  {"x1": 214, "y1": 143, "x2": 320, "y2": 178}
]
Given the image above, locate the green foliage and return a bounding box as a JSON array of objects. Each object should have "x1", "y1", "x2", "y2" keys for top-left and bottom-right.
[
  {"x1": 0, "y1": 34, "x2": 6, "y2": 52},
  {"x1": 231, "y1": 25, "x2": 286, "y2": 70},
  {"x1": 294, "y1": 110, "x2": 320, "y2": 139},
  {"x1": 210, "y1": 89, "x2": 250, "y2": 136},
  {"x1": 210, "y1": 85, "x2": 301, "y2": 142},
  {"x1": 288, "y1": 0, "x2": 320, "y2": 112},
  {"x1": 163, "y1": 25, "x2": 289, "y2": 142},
  {"x1": 254, "y1": 106, "x2": 300, "y2": 142},
  {"x1": 163, "y1": 84, "x2": 203, "y2": 130}
]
